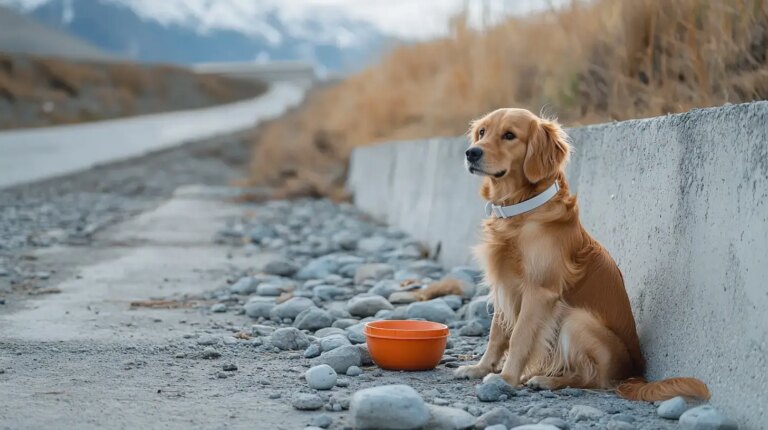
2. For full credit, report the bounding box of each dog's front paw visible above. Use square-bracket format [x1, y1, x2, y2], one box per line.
[525, 375, 557, 390]
[454, 364, 492, 380]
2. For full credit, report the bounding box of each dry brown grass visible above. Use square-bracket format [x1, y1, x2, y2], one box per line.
[248, 0, 768, 198]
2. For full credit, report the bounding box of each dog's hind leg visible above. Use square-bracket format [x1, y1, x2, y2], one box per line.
[527, 308, 632, 390]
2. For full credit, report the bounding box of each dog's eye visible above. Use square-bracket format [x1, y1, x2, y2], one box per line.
[478, 128, 485, 138]
[502, 132, 516, 140]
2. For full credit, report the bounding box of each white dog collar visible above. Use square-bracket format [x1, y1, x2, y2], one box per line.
[485, 182, 560, 218]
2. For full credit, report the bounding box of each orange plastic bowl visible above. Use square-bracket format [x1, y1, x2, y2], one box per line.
[364, 320, 449, 371]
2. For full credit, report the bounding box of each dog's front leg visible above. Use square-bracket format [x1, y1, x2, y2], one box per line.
[497, 287, 558, 386]
[454, 312, 509, 379]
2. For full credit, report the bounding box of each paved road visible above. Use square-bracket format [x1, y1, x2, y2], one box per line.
[0, 82, 305, 189]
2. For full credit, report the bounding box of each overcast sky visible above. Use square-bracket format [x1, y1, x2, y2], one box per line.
[3, 0, 571, 40]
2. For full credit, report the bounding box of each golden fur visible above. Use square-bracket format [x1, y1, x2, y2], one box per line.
[413, 279, 464, 301]
[455, 108, 709, 401]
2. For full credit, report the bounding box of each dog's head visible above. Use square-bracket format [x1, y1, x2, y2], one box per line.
[465, 108, 570, 190]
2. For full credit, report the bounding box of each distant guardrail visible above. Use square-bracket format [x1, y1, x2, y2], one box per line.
[192, 61, 315, 85]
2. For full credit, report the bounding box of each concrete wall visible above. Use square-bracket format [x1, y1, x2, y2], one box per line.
[347, 102, 768, 429]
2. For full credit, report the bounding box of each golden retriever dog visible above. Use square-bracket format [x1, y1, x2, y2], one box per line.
[455, 108, 710, 401]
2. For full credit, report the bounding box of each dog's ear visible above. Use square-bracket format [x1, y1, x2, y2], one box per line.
[523, 118, 570, 183]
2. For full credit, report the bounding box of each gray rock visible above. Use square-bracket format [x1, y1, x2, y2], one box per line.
[210, 303, 227, 313]
[407, 260, 444, 278]
[244, 297, 275, 319]
[263, 259, 299, 277]
[310, 414, 333, 428]
[270, 327, 310, 350]
[439, 295, 463, 310]
[304, 343, 321, 358]
[568, 405, 605, 422]
[357, 344, 373, 366]
[459, 320, 485, 337]
[357, 236, 393, 253]
[297, 257, 339, 280]
[509, 425, 560, 430]
[269, 297, 315, 320]
[388, 291, 418, 304]
[538, 417, 568, 429]
[312, 345, 362, 373]
[475, 375, 517, 402]
[201, 347, 221, 359]
[475, 407, 530, 429]
[345, 322, 367, 344]
[314, 285, 352, 301]
[251, 324, 276, 336]
[346, 366, 363, 376]
[256, 281, 294, 297]
[294, 307, 334, 331]
[292, 393, 324, 411]
[354, 263, 395, 285]
[605, 422, 635, 430]
[425, 404, 476, 430]
[406, 299, 457, 323]
[347, 294, 394, 317]
[315, 327, 347, 337]
[197, 334, 219, 346]
[222, 363, 237, 371]
[305, 364, 338, 390]
[350, 385, 430, 430]
[332, 231, 358, 250]
[319, 334, 351, 352]
[657, 396, 689, 420]
[370, 280, 401, 298]
[230, 276, 258, 294]
[679, 405, 738, 430]
[333, 318, 359, 329]
[466, 295, 492, 321]
[483, 425, 506, 430]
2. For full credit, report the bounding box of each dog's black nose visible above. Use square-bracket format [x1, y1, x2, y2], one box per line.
[465, 147, 483, 162]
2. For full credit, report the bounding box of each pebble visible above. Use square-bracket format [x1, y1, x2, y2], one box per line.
[296, 257, 338, 280]
[229, 276, 258, 294]
[293, 307, 333, 331]
[201, 347, 221, 359]
[345, 322, 367, 344]
[244, 297, 275, 319]
[606, 421, 635, 430]
[388, 291, 418, 304]
[310, 414, 333, 429]
[217, 371, 228, 379]
[510, 425, 560, 430]
[346, 366, 362, 376]
[350, 385, 430, 430]
[311, 345, 362, 373]
[315, 327, 346, 337]
[305, 364, 338, 390]
[354, 263, 395, 284]
[336, 378, 350, 387]
[222, 363, 237, 371]
[484, 425, 507, 430]
[319, 334, 351, 352]
[196, 334, 219, 346]
[292, 393, 324, 411]
[424, 404, 476, 430]
[332, 318, 359, 329]
[346, 294, 394, 317]
[406, 299, 457, 323]
[210, 303, 227, 313]
[304, 343, 322, 358]
[476, 375, 517, 402]
[679, 405, 738, 430]
[269, 297, 315, 320]
[539, 417, 568, 429]
[475, 407, 530, 429]
[269, 327, 310, 350]
[369, 279, 400, 298]
[459, 319, 485, 336]
[263, 259, 299, 277]
[568, 405, 606, 422]
[657, 396, 689, 419]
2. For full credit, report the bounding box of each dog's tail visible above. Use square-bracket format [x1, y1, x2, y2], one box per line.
[616, 376, 710, 402]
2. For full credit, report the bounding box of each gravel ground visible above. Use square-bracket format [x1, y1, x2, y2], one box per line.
[0, 132, 251, 296]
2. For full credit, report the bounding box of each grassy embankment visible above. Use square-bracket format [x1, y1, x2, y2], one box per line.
[247, 0, 768, 200]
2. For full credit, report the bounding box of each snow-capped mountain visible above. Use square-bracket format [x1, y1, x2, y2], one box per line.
[0, 0, 404, 73]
